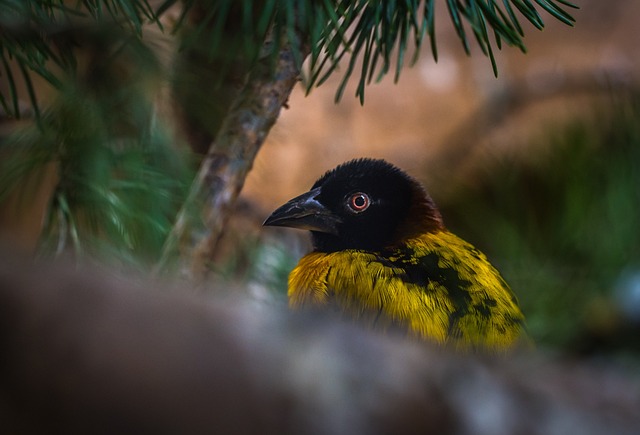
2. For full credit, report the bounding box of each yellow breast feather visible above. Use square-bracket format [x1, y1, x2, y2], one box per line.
[288, 231, 524, 350]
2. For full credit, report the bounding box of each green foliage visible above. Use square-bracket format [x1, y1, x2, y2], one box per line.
[1, 0, 578, 119]
[160, 0, 578, 103]
[304, 0, 578, 103]
[439, 94, 640, 355]
[0, 0, 160, 119]
[0, 27, 194, 267]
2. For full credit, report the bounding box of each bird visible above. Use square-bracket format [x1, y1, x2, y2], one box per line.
[263, 158, 526, 350]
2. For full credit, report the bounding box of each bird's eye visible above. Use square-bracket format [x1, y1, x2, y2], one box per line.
[346, 192, 370, 213]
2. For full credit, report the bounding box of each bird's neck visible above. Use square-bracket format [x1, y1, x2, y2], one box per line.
[393, 184, 444, 242]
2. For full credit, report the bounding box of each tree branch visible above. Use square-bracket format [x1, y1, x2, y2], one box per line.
[156, 33, 307, 282]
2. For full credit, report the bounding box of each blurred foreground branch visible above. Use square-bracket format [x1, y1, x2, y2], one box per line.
[1, 256, 639, 434]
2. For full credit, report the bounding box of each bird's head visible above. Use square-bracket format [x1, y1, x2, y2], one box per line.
[263, 158, 444, 252]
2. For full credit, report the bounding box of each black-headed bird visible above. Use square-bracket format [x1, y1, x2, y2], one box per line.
[264, 158, 525, 350]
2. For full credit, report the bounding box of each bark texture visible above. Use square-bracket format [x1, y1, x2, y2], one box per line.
[160, 34, 307, 282]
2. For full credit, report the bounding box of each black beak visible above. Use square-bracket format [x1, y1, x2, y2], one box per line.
[263, 187, 341, 235]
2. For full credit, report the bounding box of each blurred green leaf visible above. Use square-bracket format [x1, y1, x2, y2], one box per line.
[1, 24, 194, 267]
[0, 0, 578, 117]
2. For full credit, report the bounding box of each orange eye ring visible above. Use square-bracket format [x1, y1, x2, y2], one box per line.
[347, 192, 370, 213]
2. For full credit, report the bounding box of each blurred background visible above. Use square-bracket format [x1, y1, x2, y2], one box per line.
[1, 0, 640, 362]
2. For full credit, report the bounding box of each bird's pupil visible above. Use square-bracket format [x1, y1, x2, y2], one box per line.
[354, 196, 365, 207]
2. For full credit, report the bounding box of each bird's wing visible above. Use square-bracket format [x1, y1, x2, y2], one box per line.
[392, 231, 525, 348]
